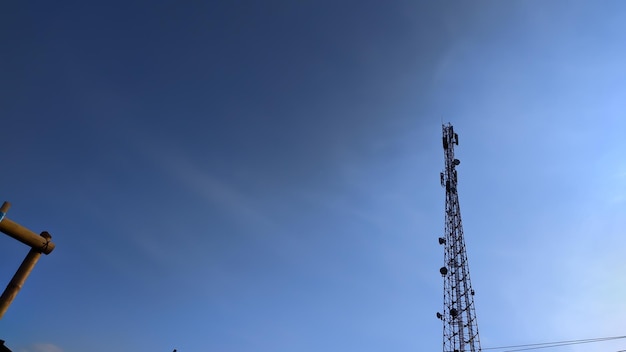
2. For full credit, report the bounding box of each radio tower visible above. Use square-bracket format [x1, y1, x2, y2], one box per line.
[437, 124, 481, 352]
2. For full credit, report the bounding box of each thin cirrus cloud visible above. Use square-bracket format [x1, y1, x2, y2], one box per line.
[19, 344, 63, 352]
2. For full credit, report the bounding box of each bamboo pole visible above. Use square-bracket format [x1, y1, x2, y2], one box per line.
[0, 248, 42, 319]
[0, 201, 56, 319]
[0, 202, 9, 214]
[0, 202, 55, 254]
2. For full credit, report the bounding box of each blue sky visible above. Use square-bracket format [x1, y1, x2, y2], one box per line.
[0, 1, 625, 351]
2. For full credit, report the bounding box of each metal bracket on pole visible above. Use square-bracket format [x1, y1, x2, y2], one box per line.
[0, 201, 56, 320]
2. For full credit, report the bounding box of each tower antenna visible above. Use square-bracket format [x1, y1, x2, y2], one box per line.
[437, 123, 481, 352]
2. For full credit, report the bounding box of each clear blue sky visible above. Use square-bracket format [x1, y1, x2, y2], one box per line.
[1, 1, 625, 351]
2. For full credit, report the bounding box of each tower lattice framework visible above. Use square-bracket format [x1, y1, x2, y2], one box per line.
[438, 123, 481, 352]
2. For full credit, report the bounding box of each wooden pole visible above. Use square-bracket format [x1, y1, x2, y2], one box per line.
[0, 202, 55, 254]
[0, 248, 42, 319]
[0, 201, 56, 319]
[0, 217, 55, 254]
[0, 202, 10, 215]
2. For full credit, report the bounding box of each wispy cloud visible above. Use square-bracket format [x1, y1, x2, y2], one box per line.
[19, 343, 63, 352]
[160, 152, 273, 228]
[127, 127, 276, 232]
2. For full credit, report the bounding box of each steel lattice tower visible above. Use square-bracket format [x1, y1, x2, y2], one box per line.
[437, 124, 481, 352]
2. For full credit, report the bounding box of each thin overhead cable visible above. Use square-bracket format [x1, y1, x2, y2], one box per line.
[483, 335, 625, 349]
[482, 335, 626, 352]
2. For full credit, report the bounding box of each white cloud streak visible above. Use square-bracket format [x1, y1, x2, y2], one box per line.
[158, 152, 273, 229]
[19, 343, 63, 352]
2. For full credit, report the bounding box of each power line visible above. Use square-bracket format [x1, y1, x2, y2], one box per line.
[483, 335, 626, 349]
[501, 339, 622, 352]
[483, 335, 626, 351]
